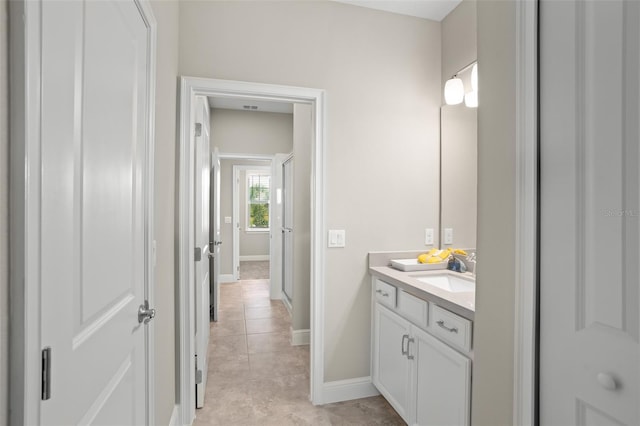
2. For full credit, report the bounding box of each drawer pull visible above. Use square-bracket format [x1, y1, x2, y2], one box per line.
[376, 289, 389, 297]
[436, 320, 458, 333]
[401, 334, 409, 355]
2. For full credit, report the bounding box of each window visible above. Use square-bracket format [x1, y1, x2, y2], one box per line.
[247, 172, 270, 231]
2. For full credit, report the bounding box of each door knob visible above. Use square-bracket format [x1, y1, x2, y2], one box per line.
[207, 252, 214, 259]
[597, 373, 618, 391]
[138, 300, 156, 324]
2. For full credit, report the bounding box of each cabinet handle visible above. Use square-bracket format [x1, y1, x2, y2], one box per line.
[401, 334, 409, 356]
[407, 337, 415, 360]
[376, 289, 389, 297]
[436, 320, 458, 333]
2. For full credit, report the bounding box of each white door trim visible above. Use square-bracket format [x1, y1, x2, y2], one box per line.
[177, 77, 326, 424]
[513, 0, 538, 425]
[8, 1, 157, 424]
[233, 164, 272, 281]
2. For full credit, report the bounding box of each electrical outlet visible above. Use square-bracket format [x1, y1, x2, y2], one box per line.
[425, 228, 434, 245]
[444, 228, 454, 245]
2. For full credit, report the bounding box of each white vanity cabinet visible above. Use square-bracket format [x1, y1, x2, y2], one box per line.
[371, 278, 472, 426]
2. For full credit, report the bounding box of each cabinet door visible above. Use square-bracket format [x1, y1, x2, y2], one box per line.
[412, 327, 471, 426]
[373, 303, 412, 422]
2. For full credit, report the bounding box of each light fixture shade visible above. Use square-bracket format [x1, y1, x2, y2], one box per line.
[471, 63, 478, 92]
[444, 77, 464, 105]
[465, 90, 478, 108]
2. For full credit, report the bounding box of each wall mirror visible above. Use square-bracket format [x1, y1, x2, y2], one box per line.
[440, 104, 477, 250]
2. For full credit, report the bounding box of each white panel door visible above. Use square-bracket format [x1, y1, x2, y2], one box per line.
[540, 1, 640, 424]
[39, 1, 154, 424]
[194, 96, 211, 408]
[210, 148, 221, 321]
[282, 157, 294, 302]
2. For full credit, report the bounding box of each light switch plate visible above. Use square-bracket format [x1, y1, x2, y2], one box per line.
[328, 230, 346, 248]
[425, 228, 434, 245]
[224, 216, 232, 224]
[444, 228, 454, 245]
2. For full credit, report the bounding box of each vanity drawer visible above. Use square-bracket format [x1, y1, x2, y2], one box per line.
[430, 304, 472, 352]
[397, 290, 428, 328]
[374, 279, 397, 308]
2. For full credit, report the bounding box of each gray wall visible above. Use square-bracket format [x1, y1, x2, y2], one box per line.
[292, 104, 312, 332]
[473, 0, 516, 424]
[0, 0, 8, 422]
[211, 109, 293, 155]
[212, 108, 293, 276]
[180, 0, 442, 382]
[149, 1, 179, 423]
[441, 0, 477, 90]
[219, 159, 272, 276]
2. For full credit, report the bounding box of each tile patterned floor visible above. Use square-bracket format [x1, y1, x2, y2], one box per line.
[194, 278, 405, 425]
[239, 261, 270, 280]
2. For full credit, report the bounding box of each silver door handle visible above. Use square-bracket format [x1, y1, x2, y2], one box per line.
[436, 320, 458, 333]
[401, 334, 409, 356]
[207, 252, 214, 259]
[213, 241, 222, 246]
[138, 300, 156, 324]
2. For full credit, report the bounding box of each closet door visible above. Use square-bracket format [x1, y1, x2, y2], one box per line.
[540, 1, 640, 424]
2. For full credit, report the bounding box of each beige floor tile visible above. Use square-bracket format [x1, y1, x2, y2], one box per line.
[245, 304, 288, 320]
[248, 347, 308, 378]
[246, 317, 290, 334]
[207, 353, 251, 382]
[210, 319, 245, 337]
[217, 308, 245, 322]
[198, 277, 404, 426]
[247, 331, 291, 353]
[208, 334, 247, 358]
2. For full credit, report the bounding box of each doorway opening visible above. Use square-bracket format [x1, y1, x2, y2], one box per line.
[177, 77, 325, 425]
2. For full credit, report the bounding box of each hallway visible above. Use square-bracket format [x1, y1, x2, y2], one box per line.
[193, 278, 404, 425]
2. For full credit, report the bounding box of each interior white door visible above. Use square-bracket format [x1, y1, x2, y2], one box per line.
[210, 148, 221, 322]
[194, 96, 211, 408]
[39, 1, 154, 424]
[282, 156, 294, 302]
[540, 1, 640, 424]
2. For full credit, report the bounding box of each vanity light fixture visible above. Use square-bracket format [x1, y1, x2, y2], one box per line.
[444, 61, 478, 107]
[444, 77, 464, 105]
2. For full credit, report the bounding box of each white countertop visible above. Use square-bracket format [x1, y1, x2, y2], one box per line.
[369, 251, 475, 320]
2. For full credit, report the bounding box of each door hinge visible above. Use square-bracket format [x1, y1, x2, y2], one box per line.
[195, 355, 203, 384]
[195, 123, 202, 137]
[42, 347, 51, 401]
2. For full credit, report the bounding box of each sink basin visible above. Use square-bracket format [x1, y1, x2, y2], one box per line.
[414, 274, 475, 293]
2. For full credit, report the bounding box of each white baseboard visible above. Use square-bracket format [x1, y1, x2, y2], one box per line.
[168, 404, 179, 426]
[239, 255, 270, 261]
[281, 295, 293, 316]
[319, 377, 379, 405]
[290, 328, 310, 346]
[219, 274, 236, 283]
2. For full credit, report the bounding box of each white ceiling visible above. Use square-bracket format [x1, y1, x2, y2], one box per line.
[208, 97, 294, 114]
[333, 0, 462, 22]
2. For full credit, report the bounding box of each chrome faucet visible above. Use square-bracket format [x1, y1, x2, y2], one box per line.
[466, 252, 477, 276]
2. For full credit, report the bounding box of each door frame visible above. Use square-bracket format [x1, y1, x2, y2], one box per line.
[8, 1, 157, 424]
[512, 0, 539, 425]
[177, 77, 325, 424]
[232, 164, 273, 281]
